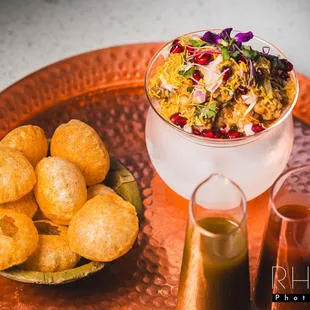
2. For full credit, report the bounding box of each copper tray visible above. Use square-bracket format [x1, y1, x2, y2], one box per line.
[0, 43, 309, 309]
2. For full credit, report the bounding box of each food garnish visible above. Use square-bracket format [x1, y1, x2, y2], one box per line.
[148, 28, 296, 138]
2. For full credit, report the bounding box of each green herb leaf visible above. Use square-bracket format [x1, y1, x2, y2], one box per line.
[221, 47, 230, 60]
[243, 46, 259, 60]
[187, 87, 194, 93]
[204, 103, 217, 118]
[231, 50, 240, 58]
[179, 66, 195, 78]
[242, 49, 251, 59]
[189, 38, 202, 47]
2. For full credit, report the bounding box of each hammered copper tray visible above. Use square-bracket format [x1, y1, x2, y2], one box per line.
[0, 43, 309, 310]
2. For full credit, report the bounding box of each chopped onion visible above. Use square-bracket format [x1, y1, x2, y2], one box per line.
[161, 48, 170, 59]
[160, 77, 175, 91]
[244, 123, 255, 136]
[242, 92, 257, 116]
[197, 55, 224, 92]
[183, 124, 193, 133]
[193, 89, 206, 103]
[181, 63, 194, 72]
[242, 92, 257, 106]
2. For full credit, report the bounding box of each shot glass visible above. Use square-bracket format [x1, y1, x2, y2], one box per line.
[177, 174, 251, 310]
[254, 165, 310, 310]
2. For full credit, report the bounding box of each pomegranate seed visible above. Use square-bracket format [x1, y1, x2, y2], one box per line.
[175, 117, 187, 128]
[193, 53, 212, 65]
[201, 129, 214, 138]
[170, 44, 184, 54]
[279, 71, 289, 81]
[186, 45, 195, 56]
[227, 131, 243, 139]
[170, 113, 180, 123]
[170, 113, 187, 128]
[212, 129, 222, 139]
[236, 86, 248, 95]
[192, 70, 202, 82]
[252, 124, 265, 133]
[193, 128, 201, 136]
[280, 59, 294, 72]
[222, 66, 232, 82]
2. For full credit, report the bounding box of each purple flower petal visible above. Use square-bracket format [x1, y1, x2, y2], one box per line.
[201, 31, 221, 45]
[220, 28, 233, 39]
[234, 31, 254, 43]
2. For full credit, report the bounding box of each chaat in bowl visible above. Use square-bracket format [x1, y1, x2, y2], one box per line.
[145, 28, 298, 141]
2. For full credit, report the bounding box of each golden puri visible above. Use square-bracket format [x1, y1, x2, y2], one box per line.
[34, 157, 87, 225]
[22, 220, 80, 272]
[0, 148, 36, 204]
[0, 125, 48, 168]
[0, 192, 38, 218]
[87, 183, 114, 200]
[68, 193, 139, 262]
[0, 209, 38, 270]
[50, 119, 110, 186]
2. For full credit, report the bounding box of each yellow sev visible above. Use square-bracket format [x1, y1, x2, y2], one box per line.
[148, 40, 296, 130]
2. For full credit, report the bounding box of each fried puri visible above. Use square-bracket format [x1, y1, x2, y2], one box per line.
[34, 157, 87, 225]
[87, 184, 114, 200]
[22, 220, 80, 272]
[0, 148, 36, 204]
[0, 192, 38, 218]
[68, 193, 139, 262]
[0, 209, 38, 270]
[50, 119, 110, 186]
[0, 125, 48, 168]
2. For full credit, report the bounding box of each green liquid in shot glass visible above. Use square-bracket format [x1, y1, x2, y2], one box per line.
[177, 217, 251, 310]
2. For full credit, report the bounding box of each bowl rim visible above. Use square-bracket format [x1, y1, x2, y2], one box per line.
[144, 29, 299, 147]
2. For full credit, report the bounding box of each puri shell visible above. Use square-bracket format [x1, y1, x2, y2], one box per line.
[0, 148, 36, 204]
[0, 209, 39, 270]
[50, 119, 110, 186]
[34, 157, 87, 225]
[0, 192, 38, 218]
[68, 193, 139, 262]
[0, 125, 48, 168]
[22, 220, 80, 272]
[87, 184, 114, 200]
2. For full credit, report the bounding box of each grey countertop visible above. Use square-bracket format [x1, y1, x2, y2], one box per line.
[0, 0, 309, 91]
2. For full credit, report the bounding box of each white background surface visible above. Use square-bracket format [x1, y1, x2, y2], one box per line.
[0, 0, 309, 91]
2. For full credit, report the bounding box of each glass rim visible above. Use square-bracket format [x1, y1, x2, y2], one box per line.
[270, 165, 310, 223]
[144, 28, 299, 147]
[189, 173, 247, 238]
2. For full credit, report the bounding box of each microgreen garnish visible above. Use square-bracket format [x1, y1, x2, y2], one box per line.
[231, 50, 240, 58]
[221, 47, 230, 60]
[179, 67, 195, 78]
[203, 103, 217, 119]
[242, 46, 259, 60]
[189, 38, 204, 47]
